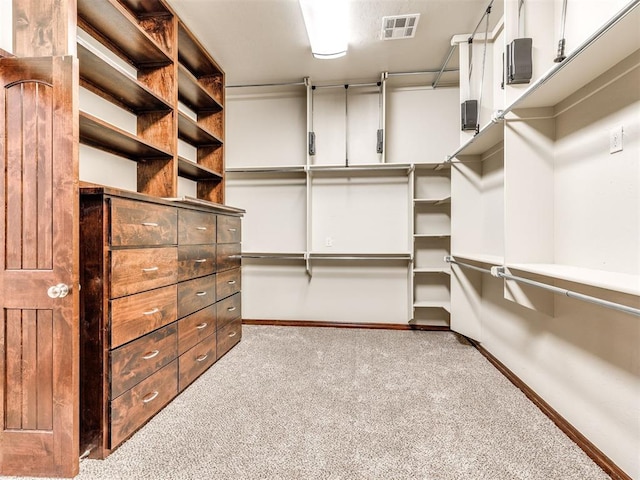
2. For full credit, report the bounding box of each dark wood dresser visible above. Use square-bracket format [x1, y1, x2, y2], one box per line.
[79, 186, 243, 458]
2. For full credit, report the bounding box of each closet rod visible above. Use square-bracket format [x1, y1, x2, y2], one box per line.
[226, 80, 306, 88]
[446, 257, 494, 275]
[240, 254, 306, 259]
[227, 167, 306, 173]
[496, 268, 640, 317]
[432, 46, 458, 88]
[314, 82, 379, 89]
[469, 0, 495, 41]
[310, 256, 412, 261]
[387, 68, 458, 77]
[496, 0, 640, 121]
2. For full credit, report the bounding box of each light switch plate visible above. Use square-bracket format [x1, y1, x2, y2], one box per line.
[610, 125, 623, 154]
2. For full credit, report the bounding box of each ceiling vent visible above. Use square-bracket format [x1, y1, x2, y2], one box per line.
[381, 14, 420, 40]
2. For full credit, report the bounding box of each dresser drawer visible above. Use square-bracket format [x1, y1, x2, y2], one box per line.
[178, 209, 216, 245]
[216, 293, 241, 330]
[177, 274, 216, 318]
[217, 317, 241, 360]
[110, 285, 177, 348]
[217, 215, 241, 243]
[110, 247, 177, 298]
[216, 243, 241, 272]
[216, 268, 240, 301]
[178, 245, 216, 282]
[110, 198, 177, 247]
[110, 360, 178, 448]
[178, 332, 216, 391]
[178, 305, 217, 355]
[110, 324, 178, 399]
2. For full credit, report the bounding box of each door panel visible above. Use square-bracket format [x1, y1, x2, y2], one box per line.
[0, 56, 79, 477]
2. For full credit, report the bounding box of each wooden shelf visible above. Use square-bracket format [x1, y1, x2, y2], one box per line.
[178, 157, 223, 182]
[119, 0, 171, 16]
[178, 64, 223, 113]
[507, 263, 640, 297]
[79, 111, 172, 160]
[78, 38, 172, 114]
[178, 22, 223, 78]
[178, 112, 223, 147]
[77, 0, 172, 68]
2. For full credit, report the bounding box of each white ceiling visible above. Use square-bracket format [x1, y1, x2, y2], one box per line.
[166, 0, 503, 87]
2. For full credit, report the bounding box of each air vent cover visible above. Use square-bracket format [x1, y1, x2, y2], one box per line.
[381, 14, 420, 40]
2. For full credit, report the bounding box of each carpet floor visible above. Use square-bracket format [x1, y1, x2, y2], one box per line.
[6, 326, 610, 479]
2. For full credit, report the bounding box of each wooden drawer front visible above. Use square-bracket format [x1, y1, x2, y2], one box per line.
[177, 274, 216, 318]
[178, 305, 217, 355]
[178, 333, 217, 391]
[217, 215, 241, 243]
[178, 245, 216, 282]
[110, 360, 178, 448]
[110, 248, 177, 298]
[216, 268, 240, 301]
[216, 293, 241, 330]
[178, 209, 216, 245]
[110, 324, 178, 399]
[111, 198, 177, 247]
[216, 243, 241, 272]
[217, 317, 241, 360]
[110, 285, 177, 349]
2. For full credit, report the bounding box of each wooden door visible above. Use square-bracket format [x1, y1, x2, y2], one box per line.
[0, 56, 79, 477]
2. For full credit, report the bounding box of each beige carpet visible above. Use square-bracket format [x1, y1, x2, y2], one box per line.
[7, 326, 609, 479]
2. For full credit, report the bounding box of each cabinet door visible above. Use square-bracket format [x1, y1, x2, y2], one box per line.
[0, 57, 80, 477]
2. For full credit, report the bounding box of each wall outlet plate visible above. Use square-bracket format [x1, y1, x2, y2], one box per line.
[610, 125, 623, 153]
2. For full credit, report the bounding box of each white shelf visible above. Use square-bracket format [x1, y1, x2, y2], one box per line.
[413, 301, 451, 312]
[507, 263, 640, 297]
[452, 253, 504, 266]
[309, 252, 412, 260]
[240, 251, 306, 260]
[414, 234, 451, 239]
[309, 163, 412, 176]
[226, 165, 306, 174]
[414, 196, 451, 205]
[414, 268, 450, 275]
[449, 121, 504, 159]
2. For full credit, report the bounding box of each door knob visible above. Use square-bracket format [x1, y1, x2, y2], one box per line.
[47, 283, 70, 299]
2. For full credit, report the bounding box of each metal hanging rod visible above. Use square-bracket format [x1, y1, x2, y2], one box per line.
[495, 267, 640, 317]
[313, 82, 380, 89]
[432, 46, 458, 88]
[226, 80, 306, 88]
[447, 257, 640, 317]
[310, 255, 412, 261]
[240, 254, 306, 260]
[387, 68, 458, 77]
[446, 257, 494, 274]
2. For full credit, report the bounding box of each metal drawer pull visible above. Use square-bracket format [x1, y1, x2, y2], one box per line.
[143, 308, 159, 315]
[227, 280, 236, 285]
[196, 354, 208, 362]
[228, 228, 237, 232]
[196, 322, 208, 330]
[196, 291, 207, 296]
[195, 258, 207, 263]
[142, 350, 160, 360]
[141, 222, 158, 227]
[142, 266, 159, 272]
[142, 391, 159, 403]
[227, 306, 236, 312]
[196, 226, 207, 231]
[229, 331, 237, 338]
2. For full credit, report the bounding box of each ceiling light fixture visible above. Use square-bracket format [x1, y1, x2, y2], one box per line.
[298, 0, 349, 59]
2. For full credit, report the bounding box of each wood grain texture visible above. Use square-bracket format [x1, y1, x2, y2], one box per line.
[177, 274, 216, 319]
[111, 323, 177, 399]
[178, 208, 216, 245]
[110, 197, 177, 246]
[216, 293, 241, 330]
[110, 360, 178, 448]
[178, 331, 216, 391]
[178, 245, 216, 281]
[110, 247, 177, 298]
[216, 317, 241, 360]
[216, 215, 241, 244]
[216, 243, 240, 272]
[12, 0, 76, 56]
[216, 268, 240, 301]
[177, 304, 217, 356]
[110, 284, 177, 348]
